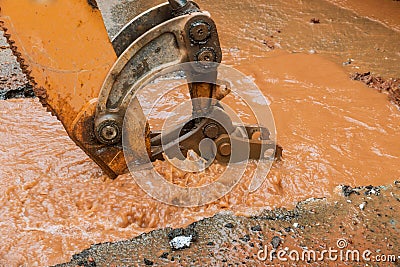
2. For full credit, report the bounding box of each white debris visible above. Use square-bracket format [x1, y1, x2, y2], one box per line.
[293, 223, 299, 228]
[169, 235, 192, 250]
[359, 202, 367, 211]
[166, 150, 207, 172]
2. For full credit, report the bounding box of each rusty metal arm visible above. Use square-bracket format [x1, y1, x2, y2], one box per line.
[71, 1, 222, 178]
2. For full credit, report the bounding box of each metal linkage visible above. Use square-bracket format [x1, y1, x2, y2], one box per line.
[94, 2, 222, 147]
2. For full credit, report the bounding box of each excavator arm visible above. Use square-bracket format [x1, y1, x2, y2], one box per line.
[0, 0, 280, 179]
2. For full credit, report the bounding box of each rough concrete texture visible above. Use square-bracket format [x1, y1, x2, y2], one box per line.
[0, 31, 33, 99]
[55, 183, 400, 266]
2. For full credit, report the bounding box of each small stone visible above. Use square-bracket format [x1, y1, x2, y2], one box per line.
[271, 236, 282, 249]
[168, 226, 198, 241]
[370, 189, 376, 194]
[240, 234, 251, 242]
[251, 225, 261, 231]
[310, 18, 320, 24]
[224, 223, 234, 228]
[206, 241, 214, 246]
[343, 59, 353, 66]
[158, 251, 169, 259]
[144, 258, 153, 266]
[170, 235, 193, 250]
[341, 185, 360, 197]
[364, 185, 380, 196]
[293, 223, 299, 228]
[359, 201, 367, 210]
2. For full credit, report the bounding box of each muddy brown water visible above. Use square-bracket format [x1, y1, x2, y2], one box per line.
[1, 0, 400, 266]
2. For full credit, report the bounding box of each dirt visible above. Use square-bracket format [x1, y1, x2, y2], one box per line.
[56, 182, 400, 266]
[351, 72, 400, 107]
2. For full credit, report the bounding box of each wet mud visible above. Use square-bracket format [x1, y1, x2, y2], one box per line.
[57, 182, 400, 266]
[327, 0, 400, 32]
[202, 0, 400, 78]
[0, 0, 400, 266]
[351, 72, 400, 107]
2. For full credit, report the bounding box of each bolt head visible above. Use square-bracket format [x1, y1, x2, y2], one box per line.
[101, 125, 118, 141]
[190, 21, 211, 42]
[203, 123, 219, 139]
[196, 48, 216, 62]
[218, 142, 231, 156]
[96, 120, 121, 145]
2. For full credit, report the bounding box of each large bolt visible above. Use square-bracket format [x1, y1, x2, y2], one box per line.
[101, 125, 118, 141]
[203, 123, 219, 139]
[196, 47, 216, 62]
[96, 120, 121, 145]
[218, 142, 231, 156]
[190, 21, 211, 43]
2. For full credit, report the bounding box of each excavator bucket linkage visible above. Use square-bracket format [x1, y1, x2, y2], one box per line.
[0, 0, 281, 178]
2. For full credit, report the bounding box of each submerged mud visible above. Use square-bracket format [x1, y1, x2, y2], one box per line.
[0, 0, 400, 266]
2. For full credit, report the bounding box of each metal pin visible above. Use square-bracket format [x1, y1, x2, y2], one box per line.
[168, 0, 188, 9]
